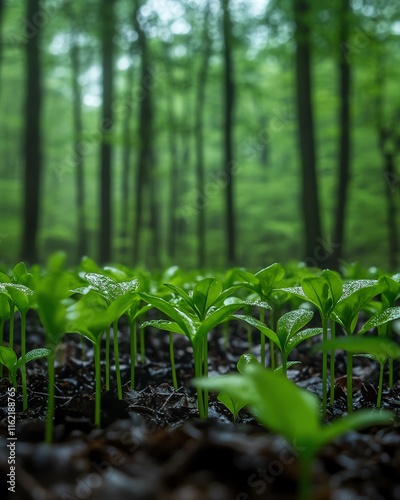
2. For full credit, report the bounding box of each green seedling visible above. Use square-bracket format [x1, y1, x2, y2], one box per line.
[331, 279, 385, 411]
[36, 271, 71, 443]
[73, 272, 139, 399]
[5, 283, 34, 410]
[0, 295, 10, 378]
[0, 346, 51, 391]
[67, 288, 139, 427]
[141, 277, 258, 418]
[280, 270, 343, 414]
[194, 363, 393, 500]
[234, 263, 286, 367]
[319, 307, 400, 409]
[233, 309, 322, 377]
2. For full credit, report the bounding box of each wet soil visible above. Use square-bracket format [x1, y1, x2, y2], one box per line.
[1, 313, 400, 499]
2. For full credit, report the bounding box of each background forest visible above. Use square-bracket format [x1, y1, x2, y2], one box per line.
[0, 0, 399, 271]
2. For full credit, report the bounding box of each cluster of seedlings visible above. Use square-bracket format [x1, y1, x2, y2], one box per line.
[1, 255, 400, 499]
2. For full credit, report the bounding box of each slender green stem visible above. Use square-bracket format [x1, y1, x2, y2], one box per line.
[245, 305, 252, 349]
[0, 318, 5, 378]
[105, 329, 110, 390]
[94, 341, 102, 427]
[194, 346, 205, 418]
[9, 302, 15, 349]
[377, 361, 384, 408]
[130, 319, 137, 389]
[387, 324, 394, 388]
[113, 319, 123, 400]
[203, 335, 209, 417]
[321, 316, 328, 416]
[269, 308, 276, 370]
[298, 453, 313, 500]
[169, 332, 178, 389]
[260, 309, 266, 366]
[329, 319, 336, 406]
[45, 348, 55, 444]
[21, 312, 28, 411]
[140, 327, 145, 364]
[282, 352, 287, 378]
[346, 350, 353, 413]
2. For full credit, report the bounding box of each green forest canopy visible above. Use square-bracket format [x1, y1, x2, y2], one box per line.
[0, 0, 399, 271]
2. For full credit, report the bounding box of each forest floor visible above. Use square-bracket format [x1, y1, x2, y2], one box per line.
[1, 314, 400, 500]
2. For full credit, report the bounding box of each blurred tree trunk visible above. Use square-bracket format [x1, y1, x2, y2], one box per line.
[99, 0, 115, 264]
[195, 2, 212, 268]
[222, 0, 236, 266]
[21, 0, 42, 263]
[294, 0, 322, 262]
[331, 0, 351, 269]
[120, 46, 135, 262]
[70, 41, 87, 258]
[133, 0, 157, 265]
[164, 44, 179, 261]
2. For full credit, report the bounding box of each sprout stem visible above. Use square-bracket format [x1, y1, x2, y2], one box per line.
[260, 309, 266, 366]
[94, 341, 101, 427]
[377, 361, 384, 408]
[329, 319, 336, 406]
[140, 326, 145, 364]
[321, 317, 328, 416]
[21, 312, 28, 411]
[113, 319, 123, 400]
[105, 329, 110, 390]
[45, 349, 55, 444]
[346, 350, 353, 413]
[9, 303, 15, 349]
[169, 332, 178, 389]
[130, 319, 137, 389]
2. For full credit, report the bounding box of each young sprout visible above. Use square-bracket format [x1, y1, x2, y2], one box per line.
[0, 295, 10, 378]
[73, 272, 139, 400]
[195, 363, 393, 500]
[140, 277, 258, 418]
[67, 288, 139, 427]
[280, 270, 343, 414]
[234, 263, 286, 368]
[233, 309, 322, 377]
[0, 346, 51, 392]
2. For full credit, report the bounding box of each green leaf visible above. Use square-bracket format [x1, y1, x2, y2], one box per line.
[318, 410, 393, 450]
[301, 277, 328, 314]
[237, 353, 260, 374]
[255, 263, 285, 297]
[285, 328, 323, 355]
[277, 309, 314, 347]
[0, 346, 17, 371]
[358, 307, 400, 335]
[12, 262, 28, 283]
[15, 348, 52, 370]
[195, 304, 244, 344]
[217, 392, 247, 419]
[317, 336, 400, 360]
[193, 278, 223, 318]
[232, 314, 280, 346]
[278, 286, 307, 301]
[139, 292, 196, 340]
[5, 284, 33, 314]
[163, 283, 193, 309]
[141, 319, 186, 336]
[274, 361, 301, 374]
[83, 273, 120, 300]
[321, 269, 343, 306]
[36, 272, 70, 344]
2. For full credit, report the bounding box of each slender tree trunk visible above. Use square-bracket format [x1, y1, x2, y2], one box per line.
[70, 42, 87, 258]
[222, 0, 236, 266]
[331, 0, 351, 268]
[133, 0, 155, 265]
[383, 151, 398, 269]
[195, 2, 212, 268]
[164, 45, 179, 261]
[120, 47, 135, 262]
[294, 0, 322, 261]
[99, 0, 115, 264]
[21, 0, 42, 263]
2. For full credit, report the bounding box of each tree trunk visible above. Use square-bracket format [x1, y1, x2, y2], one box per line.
[70, 42, 87, 258]
[222, 0, 236, 266]
[331, 0, 351, 269]
[132, 0, 155, 265]
[21, 0, 42, 263]
[294, 0, 322, 262]
[120, 46, 135, 262]
[99, 0, 115, 264]
[195, 2, 212, 268]
[164, 44, 179, 261]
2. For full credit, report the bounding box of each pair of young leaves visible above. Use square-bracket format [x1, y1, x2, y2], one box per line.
[140, 277, 270, 347]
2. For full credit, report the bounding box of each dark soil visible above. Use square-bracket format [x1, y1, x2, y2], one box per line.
[1, 313, 400, 500]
